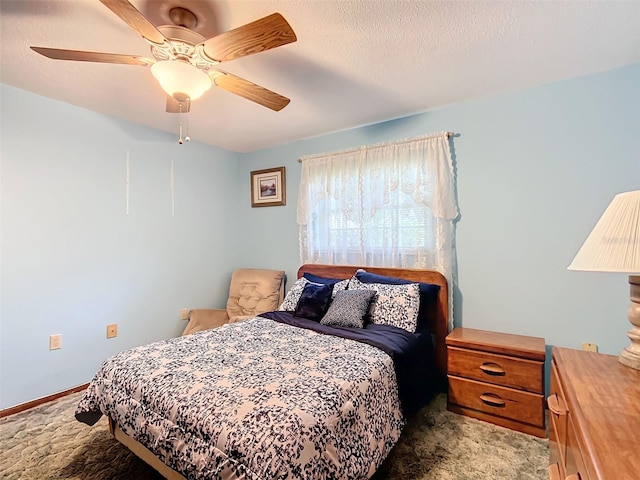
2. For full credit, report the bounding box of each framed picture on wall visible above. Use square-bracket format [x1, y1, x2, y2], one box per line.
[251, 166, 286, 207]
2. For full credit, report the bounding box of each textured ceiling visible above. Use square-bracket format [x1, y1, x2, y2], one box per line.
[1, 0, 638, 152]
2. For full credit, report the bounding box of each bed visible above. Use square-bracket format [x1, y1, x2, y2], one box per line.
[75, 264, 449, 480]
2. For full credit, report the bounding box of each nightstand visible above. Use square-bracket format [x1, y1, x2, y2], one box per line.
[446, 327, 546, 437]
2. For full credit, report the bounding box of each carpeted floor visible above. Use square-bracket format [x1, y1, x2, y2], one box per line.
[0, 392, 548, 479]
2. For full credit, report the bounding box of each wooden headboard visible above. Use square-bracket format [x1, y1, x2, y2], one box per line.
[297, 264, 449, 387]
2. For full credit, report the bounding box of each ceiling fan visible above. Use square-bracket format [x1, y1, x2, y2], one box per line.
[31, 0, 297, 113]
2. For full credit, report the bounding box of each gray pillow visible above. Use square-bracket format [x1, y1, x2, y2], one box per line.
[320, 289, 376, 328]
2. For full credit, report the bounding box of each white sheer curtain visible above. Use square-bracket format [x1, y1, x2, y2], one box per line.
[297, 132, 458, 282]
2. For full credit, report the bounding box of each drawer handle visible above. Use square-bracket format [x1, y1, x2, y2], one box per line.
[479, 362, 506, 376]
[548, 463, 561, 480]
[547, 394, 567, 416]
[479, 393, 506, 408]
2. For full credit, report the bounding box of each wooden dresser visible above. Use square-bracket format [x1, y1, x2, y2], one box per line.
[446, 327, 546, 437]
[548, 347, 639, 480]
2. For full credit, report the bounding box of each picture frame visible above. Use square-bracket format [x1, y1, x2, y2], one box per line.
[250, 166, 286, 207]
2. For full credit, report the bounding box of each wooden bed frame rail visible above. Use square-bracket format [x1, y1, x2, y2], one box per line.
[109, 418, 187, 480]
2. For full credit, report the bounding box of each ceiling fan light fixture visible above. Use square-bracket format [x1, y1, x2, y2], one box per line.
[151, 60, 211, 100]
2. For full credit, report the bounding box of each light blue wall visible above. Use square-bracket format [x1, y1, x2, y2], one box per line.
[238, 64, 639, 360]
[2, 65, 638, 409]
[0, 85, 242, 409]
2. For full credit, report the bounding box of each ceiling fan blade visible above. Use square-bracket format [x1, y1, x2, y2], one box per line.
[212, 71, 290, 111]
[31, 46, 152, 65]
[201, 13, 297, 63]
[166, 95, 191, 113]
[99, 0, 172, 48]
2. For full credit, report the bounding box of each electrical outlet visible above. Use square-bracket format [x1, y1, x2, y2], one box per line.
[49, 334, 62, 350]
[582, 342, 598, 352]
[180, 308, 189, 320]
[107, 323, 118, 339]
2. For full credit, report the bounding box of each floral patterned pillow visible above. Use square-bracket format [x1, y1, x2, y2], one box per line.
[330, 279, 350, 297]
[320, 289, 376, 329]
[278, 277, 312, 311]
[349, 277, 421, 332]
[279, 277, 350, 312]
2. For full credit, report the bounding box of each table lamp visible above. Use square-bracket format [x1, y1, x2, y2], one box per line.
[568, 190, 640, 370]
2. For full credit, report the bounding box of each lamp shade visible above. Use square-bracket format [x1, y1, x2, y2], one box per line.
[568, 190, 640, 273]
[151, 60, 211, 100]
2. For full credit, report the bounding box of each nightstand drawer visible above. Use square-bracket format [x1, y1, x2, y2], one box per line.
[448, 346, 543, 393]
[448, 376, 545, 427]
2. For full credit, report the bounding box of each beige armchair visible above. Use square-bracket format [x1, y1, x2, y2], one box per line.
[182, 268, 285, 336]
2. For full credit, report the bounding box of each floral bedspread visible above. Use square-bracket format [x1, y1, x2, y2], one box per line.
[76, 317, 405, 480]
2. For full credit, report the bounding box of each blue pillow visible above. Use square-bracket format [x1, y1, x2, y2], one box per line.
[303, 272, 346, 285]
[294, 282, 333, 322]
[303, 272, 349, 298]
[354, 270, 441, 332]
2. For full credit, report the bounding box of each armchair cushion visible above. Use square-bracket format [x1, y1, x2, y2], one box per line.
[182, 309, 229, 336]
[182, 268, 285, 336]
[228, 315, 257, 324]
[226, 268, 286, 318]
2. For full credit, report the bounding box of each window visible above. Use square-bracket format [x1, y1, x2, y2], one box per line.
[298, 133, 458, 273]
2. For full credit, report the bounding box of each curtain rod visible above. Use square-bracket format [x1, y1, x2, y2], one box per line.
[297, 131, 455, 163]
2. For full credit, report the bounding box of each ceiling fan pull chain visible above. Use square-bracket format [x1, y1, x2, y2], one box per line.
[178, 103, 184, 144]
[185, 112, 191, 142]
